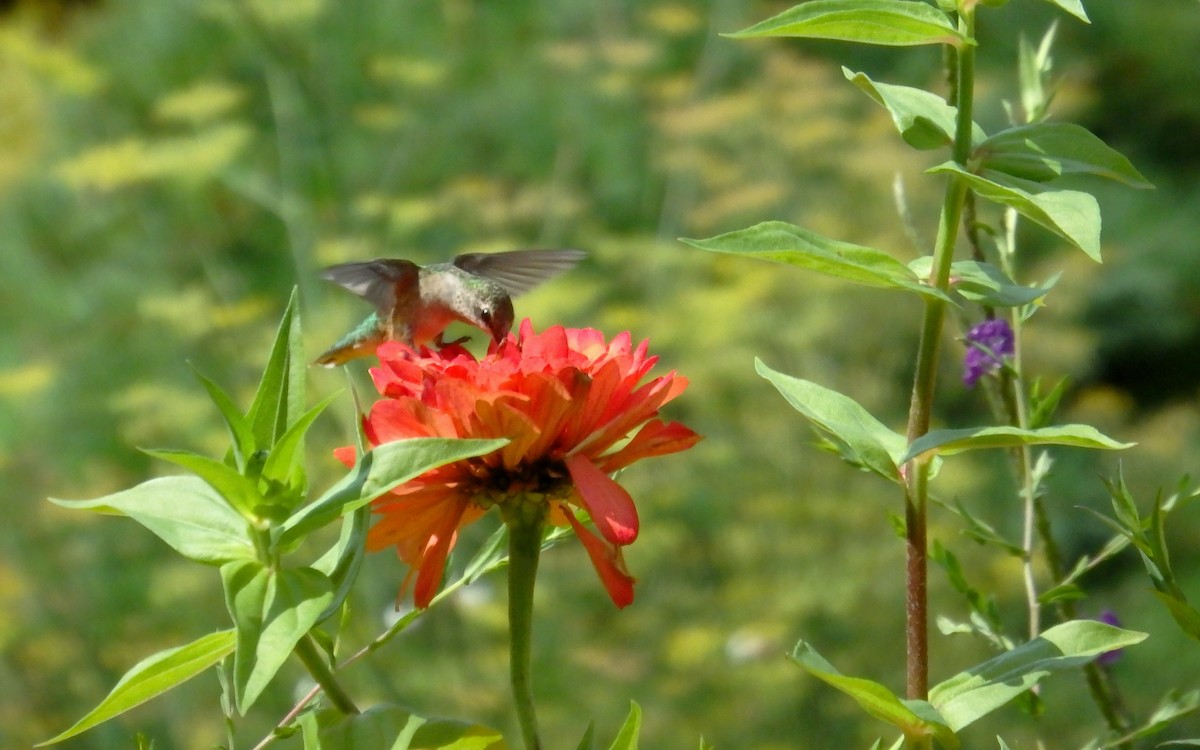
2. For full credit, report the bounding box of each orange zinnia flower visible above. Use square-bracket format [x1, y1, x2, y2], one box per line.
[335, 320, 700, 609]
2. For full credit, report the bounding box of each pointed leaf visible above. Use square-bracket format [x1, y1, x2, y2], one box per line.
[50, 476, 255, 563]
[608, 702, 642, 750]
[280, 438, 507, 546]
[727, 0, 969, 48]
[682, 221, 951, 302]
[909, 258, 1053, 307]
[791, 641, 958, 748]
[1037, 0, 1089, 23]
[928, 162, 1102, 261]
[930, 620, 1146, 731]
[978, 123, 1151, 188]
[904, 424, 1133, 463]
[312, 504, 370, 624]
[191, 365, 255, 471]
[247, 288, 305, 449]
[757, 359, 905, 483]
[1152, 591, 1200, 642]
[36, 630, 236, 746]
[311, 705, 504, 749]
[575, 722, 597, 750]
[243, 566, 334, 712]
[141, 448, 266, 520]
[844, 68, 986, 149]
[261, 391, 341, 496]
[221, 560, 269, 713]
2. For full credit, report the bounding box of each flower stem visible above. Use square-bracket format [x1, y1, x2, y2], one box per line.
[903, 10, 976, 718]
[506, 509, 546, 750]
[293, 634, 360, 716]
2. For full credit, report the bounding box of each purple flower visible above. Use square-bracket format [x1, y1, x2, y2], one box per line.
[963, 318, 1015, 388]
[1096, 610, 1123, 667]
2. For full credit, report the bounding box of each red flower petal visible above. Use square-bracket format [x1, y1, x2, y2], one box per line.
[596, 419, 702, 473]
[565, 453, 638, 545]
[563, 506, 635, 609]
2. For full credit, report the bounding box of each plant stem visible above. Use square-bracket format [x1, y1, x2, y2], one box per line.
[506, 509, 545, 750]
[903, 11, 977, 712]
[293, 634, 360, 716]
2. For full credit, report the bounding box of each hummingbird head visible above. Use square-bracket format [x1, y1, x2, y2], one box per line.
[477, 294, 515, 344]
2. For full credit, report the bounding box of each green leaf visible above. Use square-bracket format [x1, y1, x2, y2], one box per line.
[280, 437, 507, 547]
[247, 288, 305, 449]
[462, 524, 509, 584]
[191, 365, 256, 472]
[50, 476, 255, 564]
[756, 359, 905, 483]
[312, 504, 370, 625]
[844, 68, 986, 150]
[221, 562, 335, 712]
[1105, 689, 1200, 746]
[791, 640, 958, 748]
[682, 221, 951, 302]
[36, 630, 236, 746]
[978, 123, 1151, 188]
[260, 391, 341, 498]
[727, 0, 969, 48]
[930, 620, 1146, 732]
[575, 722, 597, 750]
[928, 162, 1102, 261]
[142, 448, 266, 520]
[909, 258, 1053, 307]
[1036, 0, 1089, 23]
[608, 702, 642, 750]
[903, 424, 1133, 464]
[310, 705, 504, 749]
[1152, 591, 1200, 642]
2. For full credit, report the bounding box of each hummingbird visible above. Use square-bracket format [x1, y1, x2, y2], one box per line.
[315, 248, 585, 366]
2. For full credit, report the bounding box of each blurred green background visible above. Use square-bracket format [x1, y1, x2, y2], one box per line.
[3, 0, 1199, 747]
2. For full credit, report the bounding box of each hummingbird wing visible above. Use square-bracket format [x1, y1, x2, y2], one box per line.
[320, 259, 420, 314]
[452, 248, 585, 296]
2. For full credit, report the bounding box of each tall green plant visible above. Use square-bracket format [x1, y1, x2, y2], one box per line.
[683, 1, 1181, 747]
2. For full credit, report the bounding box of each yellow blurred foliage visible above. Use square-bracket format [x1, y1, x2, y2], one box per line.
[137, 288, 271, 339]
[0, 360, 56, 398]
[367, 55, 447, 88]
[56, 123, 251, 191]
[0, 25, 100, 95]
[154, 80, 246, 124]
[201, 0, 326, 27]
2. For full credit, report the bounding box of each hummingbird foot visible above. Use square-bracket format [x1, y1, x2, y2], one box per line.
[434, 333, 472, 348]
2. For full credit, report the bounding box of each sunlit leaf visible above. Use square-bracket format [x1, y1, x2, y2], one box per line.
[36, 630, 236, 746]
[246, 288, 305, 450]
[221, 562, 334, 713]
[977, 123, 1151, 188]
[50, 476, 255, 564]
[682, 221, 951, 302]
[909, 258, 1052, 307]
[306, 705, 504, 749]
[927, 162, 1101, 261]
[844, 68, 986, 149]
[191, 365, 255, 471]
[756, 359, 905, 483]
[280, 438, 507, 546]
[1036, 0, 1089, 23]
[727, 0, 969, 48]
[791, 640, 958, 748]
[312, 504, 370, 625]
[141, 448, 265, 520]
[903, 425, 1133, 463]
[261, 391, 341, 498]
[609, 702, 642, 750]
[930, 620, 1146, 732]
